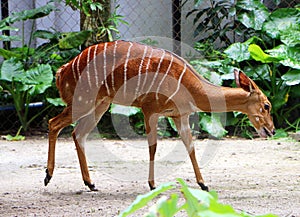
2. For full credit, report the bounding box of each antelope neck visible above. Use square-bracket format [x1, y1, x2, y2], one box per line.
[190, 78, 249, 113]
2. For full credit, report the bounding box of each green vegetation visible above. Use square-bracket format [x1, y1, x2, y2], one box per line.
[190, 1, 300, 137]
[119, 179, 278, 217]
[0, 0, 299, 139]
[0, 2, 88, 137]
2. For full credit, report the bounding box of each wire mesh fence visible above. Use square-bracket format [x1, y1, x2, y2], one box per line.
[0, 0, 298, 135]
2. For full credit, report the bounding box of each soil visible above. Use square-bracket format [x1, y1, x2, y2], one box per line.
[0, 137, 299, 217]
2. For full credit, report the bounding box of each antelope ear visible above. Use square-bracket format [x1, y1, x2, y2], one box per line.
[234, 69, 255, 93]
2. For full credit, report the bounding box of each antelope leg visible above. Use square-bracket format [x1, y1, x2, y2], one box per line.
[173, 116, 209, 191]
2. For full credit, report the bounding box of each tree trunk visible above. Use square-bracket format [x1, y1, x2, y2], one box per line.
[80, 0, 111, 48]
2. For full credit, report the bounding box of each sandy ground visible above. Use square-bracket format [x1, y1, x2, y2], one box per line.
[0, 137, 299, 217]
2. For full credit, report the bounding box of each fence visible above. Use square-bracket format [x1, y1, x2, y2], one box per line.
[0, 0, 298, 134]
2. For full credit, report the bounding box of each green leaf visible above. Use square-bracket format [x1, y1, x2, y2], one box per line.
[3, 134, 25, 141]
[248, 44, 279, 63]
[280, 28, 300, 46]
[262, 8, 300, 39]
[236, 0, 269, 30]
[46, 98, 66, 107]
[0, 3, 55, 26]
[110, 104, 141, 116]
[58, 31, 92, 49]
[177, 178, 205, 215]
[224, 42, 250, 62]
[153, 194, 180, 217]
[0, 35, 21, 42]
[200, 113, 227, 138]
[0, 48, 21, 59]
[282, 70, 300, 86]
[167, 117, 177, 132]
[0, 59, 24, 82]
[237, 10, 268, 30]
[15, 64, 53, 95]
[33, 30, 56, 40]
[236, 0, 268, 11]
[119, 182, 175, 217]
[271, 128, 288, 139]
[266, 45, 300, 69]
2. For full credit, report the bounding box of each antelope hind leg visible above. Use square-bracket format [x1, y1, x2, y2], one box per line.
[72, 100, 111, 191]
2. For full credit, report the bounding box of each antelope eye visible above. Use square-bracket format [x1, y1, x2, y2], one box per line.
[264, 104, 270, 111]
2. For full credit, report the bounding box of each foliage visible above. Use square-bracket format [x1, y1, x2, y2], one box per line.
[119, 178, 278, 217]
[187, 0, 236, 50]
[191, 2, 300, 135]
[66, 0, 128, 43]
[0, 2, 89, 136]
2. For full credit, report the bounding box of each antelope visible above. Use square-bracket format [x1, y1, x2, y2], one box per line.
[44, 40, 275, 191]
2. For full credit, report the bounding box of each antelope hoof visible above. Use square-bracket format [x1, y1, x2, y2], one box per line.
[84, 181, 98, 191]
[198, 182, 209, 192]
[148, 181, 156, 191]
[44, 169, 52, 186]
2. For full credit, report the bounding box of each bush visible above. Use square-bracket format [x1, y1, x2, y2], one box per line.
[119, 178, 278, 217]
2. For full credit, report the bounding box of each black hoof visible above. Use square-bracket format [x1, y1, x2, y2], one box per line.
[84, 181, 98, 191]
[44, 169, 52, 186]
[148, 182, 156, 191]
[198, 182, 209, 192]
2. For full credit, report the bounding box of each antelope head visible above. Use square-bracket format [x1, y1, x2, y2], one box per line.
[235, 69, 275, 138]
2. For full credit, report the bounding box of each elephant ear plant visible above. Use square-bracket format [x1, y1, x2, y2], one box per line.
[0, 2, 90, 140]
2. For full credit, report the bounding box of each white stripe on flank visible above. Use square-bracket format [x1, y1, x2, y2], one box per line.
[145, 49, 165, 95]
[86, 46, 92, 88]
[72, 55, 79, 82]
[111, 40, 118, 92]
[135, 45, 148, 99]
[141, 47, 154, 92]
[77, 52, 83, 79]
[156, 53, 174, 100]
[123, 42, 133, 97]
[93, 44, 99, 88]
[103, 43, 110, 95]
[166, 63, 187, 103]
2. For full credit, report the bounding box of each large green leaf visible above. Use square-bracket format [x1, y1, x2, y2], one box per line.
[248, 44, 279, 63]
[282, 70, 300, 86]
[0, 3, 55, 27]
[14, 64, 53, 95]
[237, 10, 269, 30]
[0, 59, 24, 82]
[58, 31, 92, 49]
[236, 0, 269, 30]
[266, 45, 300, 69]
[236, 0, 268, 11]
[262, 8, 300, 39]
[224, 42, 250, 62]
[280, 27, 300, 47]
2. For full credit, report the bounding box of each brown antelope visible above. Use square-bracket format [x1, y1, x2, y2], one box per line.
[44, 40, 275, 191]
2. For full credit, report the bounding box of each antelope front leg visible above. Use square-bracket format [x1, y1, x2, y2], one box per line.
[144, 112, 159, 190]
[173, 116, 209, 191]
[45, 106, 73, 187]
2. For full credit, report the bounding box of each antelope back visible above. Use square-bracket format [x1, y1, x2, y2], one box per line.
[55, 40, 201, 116]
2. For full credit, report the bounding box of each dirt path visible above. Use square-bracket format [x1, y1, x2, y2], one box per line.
[0, 138, 299, 216]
